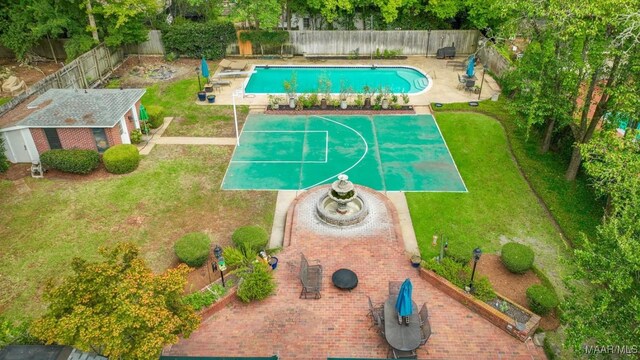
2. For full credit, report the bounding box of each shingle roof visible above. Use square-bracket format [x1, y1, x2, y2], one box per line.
[14, 88, 146, 128]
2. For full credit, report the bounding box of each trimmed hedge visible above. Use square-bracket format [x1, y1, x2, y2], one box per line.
[174, 232, 212, 267]
[162, 20, 236, 59]
[526, 284, 558, 315]
[232, 226, 269, 252]
[501, 242, 535, 274]
[40, 149, 100, 174]
[145, 105, 164, 129]
[103, 144, 140, 174]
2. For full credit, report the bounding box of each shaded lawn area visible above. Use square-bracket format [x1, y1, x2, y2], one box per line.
[0, 145, 276, 322]
[141, 78, 249, 137]
[432, 100, 603, 247]
[407, 112, 572, 294]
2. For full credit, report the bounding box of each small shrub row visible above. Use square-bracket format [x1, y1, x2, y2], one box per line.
[40, 149, 100, 174]
[501, 242, 535, 274]
[424, 257, 496, 302]
[174, 232, 211, 267]
[103, 144, 140, 174]
[182, 284, 226, 311]
[526, 284, 559, 315]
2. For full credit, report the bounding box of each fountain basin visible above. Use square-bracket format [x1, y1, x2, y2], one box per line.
[316, 194, 369, 226]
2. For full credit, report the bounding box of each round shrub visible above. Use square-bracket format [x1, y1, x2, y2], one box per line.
[145, 105, 165, 129]
[501, 242, 535, 274]
[174, 232, 211, 267]
[103, 144, 140, 174]
[40, 149, 100, 174]
[232, 226, 269, 252]
[526, 284, 559, 315]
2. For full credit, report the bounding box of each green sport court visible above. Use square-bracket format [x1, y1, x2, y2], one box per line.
[221, 114, 467, 192]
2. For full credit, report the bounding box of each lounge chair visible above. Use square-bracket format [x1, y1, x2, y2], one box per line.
[219, 59, 248, 72]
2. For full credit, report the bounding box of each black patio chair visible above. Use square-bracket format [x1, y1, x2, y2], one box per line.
[299, 253, 322, 299]
[418, 303, 429, 326]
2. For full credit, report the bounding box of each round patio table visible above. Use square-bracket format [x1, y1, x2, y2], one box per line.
[332, 269, 358, 290]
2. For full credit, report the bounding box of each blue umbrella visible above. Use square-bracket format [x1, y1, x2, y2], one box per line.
[395, 278, 413, 318]
[466, 55, 476, 78]
[201, 56, 210, 79]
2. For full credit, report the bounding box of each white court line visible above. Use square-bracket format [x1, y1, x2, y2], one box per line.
[230, 130, 329, 164]
[429, 114, 469, 193]
[303, 115, 369, 189]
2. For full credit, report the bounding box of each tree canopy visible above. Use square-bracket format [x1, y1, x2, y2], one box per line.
[30, 243, 199, 360]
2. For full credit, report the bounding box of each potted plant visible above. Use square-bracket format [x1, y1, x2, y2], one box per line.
[362, 85, 372, 109]
[410, 255, 422, 268]
[268, 95, 281, 110]
[401, 92, 410, 106]
[197, 91, 207, 101]
[339, 81, 351, 110]
[318, 74, 331, 110]
[380, 86, 391, 110]
[354, 94, 364, 109]
[283, 72, 298, 109]
[207, 94, 216, 103]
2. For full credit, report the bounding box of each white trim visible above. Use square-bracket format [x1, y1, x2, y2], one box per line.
[119, 116, 131, 144]
[243, 64, 433, 96]
[130, 104, 140, 129]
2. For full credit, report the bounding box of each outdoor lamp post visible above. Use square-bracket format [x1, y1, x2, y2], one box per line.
[195, 66, 202, 92]
[468, 247, 482, 293]
[478, 64, 488, 100]
[212, 245, 226, 287]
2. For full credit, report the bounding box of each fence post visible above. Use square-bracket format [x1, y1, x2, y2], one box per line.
[92, 47, 102, 84]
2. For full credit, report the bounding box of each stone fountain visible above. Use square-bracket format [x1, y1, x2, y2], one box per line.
[316, 174, 369, 226]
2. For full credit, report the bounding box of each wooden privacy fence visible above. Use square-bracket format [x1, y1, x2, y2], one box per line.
[0, 44, 124, 116]
[286, 30, 480, 56]
[123, 30, 165, 55]
[476, 42, 512, 77]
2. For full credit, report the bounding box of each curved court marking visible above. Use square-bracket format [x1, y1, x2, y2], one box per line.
[302, 115, 369, 190]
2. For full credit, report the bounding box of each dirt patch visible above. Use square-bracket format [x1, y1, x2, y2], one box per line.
[0, 59, 63, 88]
[112, 57, 211, 88]
[477, 254, 560, 330]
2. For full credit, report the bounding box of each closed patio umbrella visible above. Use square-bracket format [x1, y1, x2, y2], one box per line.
[395, 278, 413, 320]
[466, 55, 476, 78]
[139, 104, 149, 134]
[201, 56, 210, 79]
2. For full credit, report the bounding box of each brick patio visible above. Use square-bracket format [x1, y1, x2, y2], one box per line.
[164, 188, 545, 359]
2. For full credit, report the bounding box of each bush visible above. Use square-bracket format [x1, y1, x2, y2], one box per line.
[129, 129, 142, 144]
[40, 149, 100, 174]
[182, 284, 226, 311]
[501, 243, 535, 274]
[232, 226, 269, 252]
[446, 244, 472, 264]
[162, 20, 237, 59]
[237, 262, 275, 302]
[526, 284, 559, 315]
[0, 136, 10, 173]
[145, 105, 164, 129]
[174, 232, 212, 267]
[102, 145, 140, 174]
[424, 257, 496, 302]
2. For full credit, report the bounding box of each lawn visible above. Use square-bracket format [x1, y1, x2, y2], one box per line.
[432, 100, 603, 247]
[141, 78, 249, 137]
[0, 145, 276, 322]
[407, 112, 573, 294]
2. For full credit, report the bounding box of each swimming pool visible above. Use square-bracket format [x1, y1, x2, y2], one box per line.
[244, 65, 431, 95]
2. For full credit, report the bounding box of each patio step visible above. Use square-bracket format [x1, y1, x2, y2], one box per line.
[414, 78, 428, 90]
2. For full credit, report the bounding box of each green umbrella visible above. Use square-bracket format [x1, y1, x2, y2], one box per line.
[139, 104, 150, 135]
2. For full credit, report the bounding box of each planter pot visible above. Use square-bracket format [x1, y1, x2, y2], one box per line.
[364, 97, 371, 109]
[381, 98, 390, 109]
[410, 255, 422, 268]
[271, 103, 279, 110]
[340, 100, 348, 109]
[268, 256, 278, 270]
[289, 98, 296, 109]
[320, 98, 328, 109]
[197, 91, 207, 101]
[207, 95, 216, 103]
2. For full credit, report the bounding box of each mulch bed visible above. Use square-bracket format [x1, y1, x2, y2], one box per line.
[476, 254, 560, 330]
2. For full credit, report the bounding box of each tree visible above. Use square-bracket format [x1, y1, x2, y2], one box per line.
[231, 0, 281, 29]
[562, 131, 640, 351]
[31, 243, 199, 360]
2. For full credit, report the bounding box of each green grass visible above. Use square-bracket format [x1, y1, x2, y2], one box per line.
[433, 100, 603, 247]
[407, 112, 572, 294]
[0, 145, 276, 322]
[0, 97, 11, 106]
[141, 78, 249, 137]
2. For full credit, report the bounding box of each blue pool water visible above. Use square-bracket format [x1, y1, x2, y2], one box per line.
[244, 66, 430, 94]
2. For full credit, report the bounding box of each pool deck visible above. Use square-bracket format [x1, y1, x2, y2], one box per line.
[201, 56, 501, 107]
